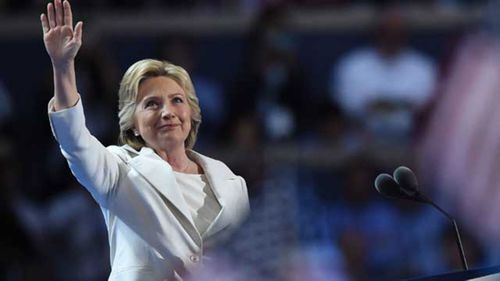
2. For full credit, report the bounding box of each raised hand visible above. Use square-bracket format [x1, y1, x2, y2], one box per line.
[41, 0, 83, 67]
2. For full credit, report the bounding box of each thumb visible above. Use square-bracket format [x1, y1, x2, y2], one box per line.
[73, 21, 83, 43]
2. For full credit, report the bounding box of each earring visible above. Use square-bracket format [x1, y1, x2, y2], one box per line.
[133, 130, 140, 137]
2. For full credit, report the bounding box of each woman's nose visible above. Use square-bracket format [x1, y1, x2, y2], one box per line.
[161, 106, 174, 119]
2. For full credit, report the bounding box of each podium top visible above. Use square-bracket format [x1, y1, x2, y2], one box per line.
[405, 265, 500, 281]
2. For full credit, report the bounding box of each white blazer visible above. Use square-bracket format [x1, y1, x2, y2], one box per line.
[48, 98, 250, 281]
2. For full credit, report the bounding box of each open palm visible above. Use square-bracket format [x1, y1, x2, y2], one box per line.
[41, 0, 82, 66]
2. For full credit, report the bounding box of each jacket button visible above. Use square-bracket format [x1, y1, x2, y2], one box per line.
[190, 255, 200, 263]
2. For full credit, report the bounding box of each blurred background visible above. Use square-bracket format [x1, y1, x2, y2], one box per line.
[2, 0, 500, 280]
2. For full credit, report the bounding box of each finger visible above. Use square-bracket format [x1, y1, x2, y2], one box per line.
[73, 21, 83, 43]
[55, 0, 63, 26]
[47, 3, 56, 28]
[63, 0, 73, 27]
[40, 13, 50, 34]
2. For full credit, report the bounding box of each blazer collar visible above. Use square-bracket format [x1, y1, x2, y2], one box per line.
[126, 146, 201, 245]
[186, 149, 237, 204]
[125, 146, 235, 240]
[123, 145, 235, 178]
[186, 150, 239, 238]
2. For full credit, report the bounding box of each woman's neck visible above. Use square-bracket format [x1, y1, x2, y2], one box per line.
[155, 146, 193, 173]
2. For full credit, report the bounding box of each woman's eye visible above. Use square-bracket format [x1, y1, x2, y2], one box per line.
[173, 97, 184, 103]
[145, 100, 159, 108]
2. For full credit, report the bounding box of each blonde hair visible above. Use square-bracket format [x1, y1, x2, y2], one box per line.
[117, 59, 201, 150]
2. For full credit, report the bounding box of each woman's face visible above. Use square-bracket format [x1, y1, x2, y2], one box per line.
[134, 76, 192, 152]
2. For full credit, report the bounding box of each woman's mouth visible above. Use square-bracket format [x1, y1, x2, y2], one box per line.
[158, 124, 180, 130]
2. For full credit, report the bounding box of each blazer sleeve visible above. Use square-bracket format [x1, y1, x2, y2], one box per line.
[237, 176, 251, 225]
[48, 97, 121, 206]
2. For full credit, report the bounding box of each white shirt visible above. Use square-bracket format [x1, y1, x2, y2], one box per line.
[174, 172, 221, 236]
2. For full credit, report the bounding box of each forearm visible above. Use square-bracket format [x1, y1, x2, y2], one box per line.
[52, 60, 79, 111]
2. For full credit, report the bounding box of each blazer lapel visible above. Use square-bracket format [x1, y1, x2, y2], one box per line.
[188, 150, 236, 237]
[124, 147, 236, 244]
[187, 150, 231, 205]
[127, 147, 201, 245]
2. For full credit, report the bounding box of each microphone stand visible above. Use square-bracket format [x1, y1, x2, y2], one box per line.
[375, 171, 469, 271]
[418, 193, 469, 270]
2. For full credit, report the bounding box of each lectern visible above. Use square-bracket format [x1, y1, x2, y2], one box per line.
[405, 265, 500, 281]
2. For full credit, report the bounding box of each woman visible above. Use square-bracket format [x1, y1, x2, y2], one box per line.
[40, 1, 250, 280]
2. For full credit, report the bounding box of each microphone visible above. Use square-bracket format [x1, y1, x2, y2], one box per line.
[392, 166, 430, 203]
[374, 173, 414, 201]
[393, 166, 418, 195]
[374, 166, 468, 270]
[374, 172, 428, 203]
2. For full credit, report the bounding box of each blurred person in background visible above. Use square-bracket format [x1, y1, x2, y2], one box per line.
[330, 4, 437, 144]
[223, 112, 266, 198]
[0, 142, 48, 280]
[8, 145, 109, 280]
[40, 0, 249, 280]
[418, 0, 500, 263]
[73, 45, 120, 144]
[229, 3, 309, 142]
[10, 179, 110, 280]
